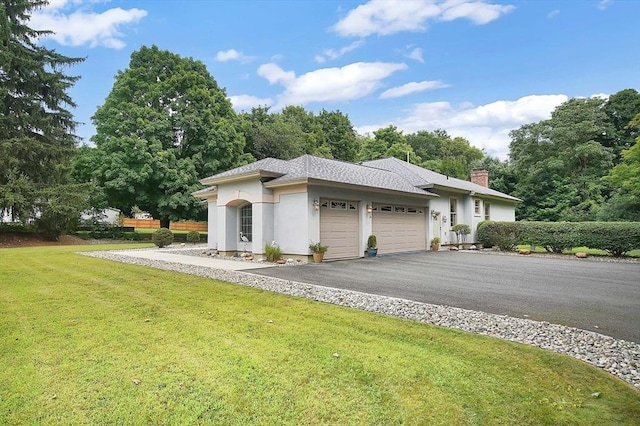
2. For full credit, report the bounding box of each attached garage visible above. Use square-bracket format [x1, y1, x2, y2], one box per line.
[320, 199, 360, 260]
[372, 204, 427, 254]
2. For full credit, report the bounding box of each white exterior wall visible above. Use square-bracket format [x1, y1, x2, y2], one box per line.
[490, 201, 516, 222]
[207, 200, 217, 249]
[273, 192, 309, 255]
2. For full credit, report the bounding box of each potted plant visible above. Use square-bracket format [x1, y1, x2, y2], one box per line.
[366, 235, 378, 257]
[309, 241, 329, 263]
[430, 236, 441, 251]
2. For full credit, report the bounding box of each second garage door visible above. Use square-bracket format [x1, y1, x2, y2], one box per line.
[320, 199, 360, 260]
[372, 204, 426, 254]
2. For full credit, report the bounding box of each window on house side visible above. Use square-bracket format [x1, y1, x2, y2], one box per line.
[450, 198, 458, 227]
[239, 204, 252, 242]
[474, 199, 481, 215]
[484, 202, 491, 221]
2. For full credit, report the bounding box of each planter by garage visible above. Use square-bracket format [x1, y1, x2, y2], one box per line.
[366, 248, 378, 257]
[312, 252, 325, 263]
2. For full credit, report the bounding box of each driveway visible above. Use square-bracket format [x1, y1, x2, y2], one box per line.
[249, 251, 640, 343]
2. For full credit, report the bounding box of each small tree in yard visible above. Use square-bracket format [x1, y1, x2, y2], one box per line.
[452, 224, 471, 244]
[152, 228, 174, 248]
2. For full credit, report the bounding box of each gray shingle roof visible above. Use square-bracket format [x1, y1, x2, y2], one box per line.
[199, 155, 519, 201]
[200, 158, 290, 184]
[363, 157, 520, 202]
[265, 155, 436, 196]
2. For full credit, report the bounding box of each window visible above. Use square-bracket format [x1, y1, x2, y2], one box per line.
[474, 199, 481, 215]
[484, 202, 491, 221]
[380, 205, 393, 213]
[239, 204, 252, 242]
[330, 200, 347, 210]
[394, 206, 406, 213]
[449, 198, 458, 227]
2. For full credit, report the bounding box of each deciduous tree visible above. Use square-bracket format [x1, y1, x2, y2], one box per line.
[90, 45, 249, 227]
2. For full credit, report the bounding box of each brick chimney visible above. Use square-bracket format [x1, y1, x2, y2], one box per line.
[470, 169, 489, 187]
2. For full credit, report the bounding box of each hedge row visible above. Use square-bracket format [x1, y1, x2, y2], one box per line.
[75, 230, 205, 243]
[477, 221, 640, 257]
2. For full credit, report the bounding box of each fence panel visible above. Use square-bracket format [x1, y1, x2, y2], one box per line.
[121, 218, 207, 232]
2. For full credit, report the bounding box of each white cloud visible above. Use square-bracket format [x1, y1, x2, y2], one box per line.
[357, 94, 568, 159]
[257, 63, 297, 85]
[332, 0, 515, 37]
[228, 95, 273, 110]
[597, 0, 613, 10]
[215, 49, 254, 63]
[406, 47, 425, 63]
[379, 80, 449, 99]
[257, 62, 407, 108]
[440, 1, 516, 25]
[547, 9, 560, 19]
[315, 40, 365, 63]
[30, 0, 146, 49]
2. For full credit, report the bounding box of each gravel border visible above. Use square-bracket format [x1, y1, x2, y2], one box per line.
[81, 250, 640, 389]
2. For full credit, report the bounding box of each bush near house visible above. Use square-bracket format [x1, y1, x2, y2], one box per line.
[152, 228, 174, 248]
[186, 231, 201, 244]
[478, 221, 640, 257]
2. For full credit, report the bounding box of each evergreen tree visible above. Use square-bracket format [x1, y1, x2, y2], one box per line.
[0, 0, 88, 237]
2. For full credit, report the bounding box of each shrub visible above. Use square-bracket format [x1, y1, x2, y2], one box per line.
[575, 222, 640, 257]
[152, 228, 174, 248]
[478, 221, 519, 251]
[430, 237, 440, 245]
[518, 222, 578, 253]
[478, 221, 640, 257]
[476, 220, 495, 248]
[309, 242, 329, 253]
[264, 243, 283, 262]
[186, 231, 201, 244]
[367, 235, 377, 249]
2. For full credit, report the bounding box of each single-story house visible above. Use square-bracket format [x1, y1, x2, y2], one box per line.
[193, 155, 520, 261]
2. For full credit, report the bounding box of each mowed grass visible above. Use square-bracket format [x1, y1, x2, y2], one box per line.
[1, 245, 638, 425]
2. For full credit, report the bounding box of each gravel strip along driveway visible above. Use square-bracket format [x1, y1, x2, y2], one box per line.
[82, 250, 640, 389]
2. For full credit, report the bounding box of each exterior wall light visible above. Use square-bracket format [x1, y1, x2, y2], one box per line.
[313, 198, 320, 211]
[366, 204, 372, 214]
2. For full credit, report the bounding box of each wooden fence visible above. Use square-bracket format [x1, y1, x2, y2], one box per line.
[122, 219, 207, 232]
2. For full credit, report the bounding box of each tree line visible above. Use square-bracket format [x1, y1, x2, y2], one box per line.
[1, 2, 638, 239]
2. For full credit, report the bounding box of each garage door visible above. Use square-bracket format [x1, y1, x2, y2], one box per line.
[320, 199, 359, 260]
[372, 204, 426, 254]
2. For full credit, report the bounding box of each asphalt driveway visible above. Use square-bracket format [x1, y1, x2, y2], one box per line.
[249, 251, 640, 343]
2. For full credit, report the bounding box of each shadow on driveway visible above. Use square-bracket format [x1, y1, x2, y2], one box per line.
[249, 251, 640, 343]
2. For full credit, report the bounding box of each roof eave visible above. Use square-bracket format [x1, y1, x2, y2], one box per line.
[200, 170, 284, 186]
[307, 179, 439, 198]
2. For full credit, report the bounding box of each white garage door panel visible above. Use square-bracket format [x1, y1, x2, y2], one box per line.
[372, 205, 426, 254]
[320, 200, 359, 260]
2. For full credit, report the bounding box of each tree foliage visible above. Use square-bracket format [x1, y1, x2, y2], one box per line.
[88, 45, 249, 227]
[239, 106, 357, 162]
[510, 97, 618, 221]
[0, 0, 90, 238]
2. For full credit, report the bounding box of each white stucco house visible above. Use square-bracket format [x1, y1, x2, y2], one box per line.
[193, 155, 519, 261]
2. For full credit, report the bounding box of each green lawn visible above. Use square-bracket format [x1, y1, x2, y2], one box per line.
[1, 245, 638, 425]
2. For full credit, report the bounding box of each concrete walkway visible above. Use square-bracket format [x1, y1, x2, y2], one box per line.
[113, 247, 277, 271]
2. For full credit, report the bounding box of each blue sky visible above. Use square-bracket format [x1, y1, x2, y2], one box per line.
[32, 0, 640, 159]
